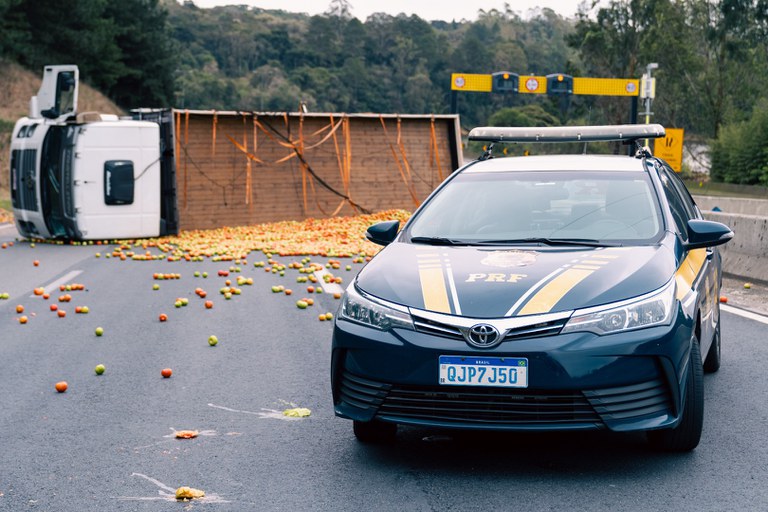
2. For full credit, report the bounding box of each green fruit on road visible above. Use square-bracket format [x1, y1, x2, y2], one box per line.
[208, 335, 218, 346]
[94, 364, 105, 375]
[95, 327, 104, 336]
[296, 300, 308, 309]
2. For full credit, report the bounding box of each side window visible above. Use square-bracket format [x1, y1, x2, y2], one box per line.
[663, 164, 699, 219]
[658, 166, 692, 239]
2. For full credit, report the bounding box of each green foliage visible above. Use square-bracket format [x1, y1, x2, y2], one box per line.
[711, 99, 768, 184]
[0, 0, 175, 109]
[489, 105, 560, 127]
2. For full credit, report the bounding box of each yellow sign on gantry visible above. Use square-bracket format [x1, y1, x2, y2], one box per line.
[452, 73, 640, 96]
[518, 76, 547, 94]
[573, 78, 639, 97]
[451, 73, 492, 92]
[654, 128, 684, 172]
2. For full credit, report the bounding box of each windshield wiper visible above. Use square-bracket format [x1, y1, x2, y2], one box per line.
[475, 237, 621, 247]
[410, 236, 468, 246]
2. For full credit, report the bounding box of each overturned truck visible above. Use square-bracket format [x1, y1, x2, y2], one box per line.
[9, 65, 462, 240]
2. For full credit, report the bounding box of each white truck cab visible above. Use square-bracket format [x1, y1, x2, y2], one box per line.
[10, 65, 178, 240]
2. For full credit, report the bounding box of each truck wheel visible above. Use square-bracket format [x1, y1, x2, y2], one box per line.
[703, 319, 721, 373]
[647, 338, 704, 452]
[353, 420, 397, 443]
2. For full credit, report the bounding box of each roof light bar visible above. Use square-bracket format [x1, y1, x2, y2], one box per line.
[468, 124, 665, 143]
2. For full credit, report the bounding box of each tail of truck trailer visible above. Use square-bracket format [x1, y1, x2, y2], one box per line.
[9, 65, 178, 240]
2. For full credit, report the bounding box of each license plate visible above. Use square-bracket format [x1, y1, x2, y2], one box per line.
[439, 356, 528, 388]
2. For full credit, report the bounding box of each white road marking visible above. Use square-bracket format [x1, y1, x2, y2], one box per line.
[313, 268, 344, 296]
[30, 270, 83, 297]
[721, 304, 768, 325]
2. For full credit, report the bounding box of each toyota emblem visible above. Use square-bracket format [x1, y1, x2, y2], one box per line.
[465, 323, 501, 348]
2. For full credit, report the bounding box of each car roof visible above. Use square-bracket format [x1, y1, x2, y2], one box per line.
[464, 154, 649, 173]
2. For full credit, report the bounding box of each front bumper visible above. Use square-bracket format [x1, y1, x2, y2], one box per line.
[331, 311, 693, 433]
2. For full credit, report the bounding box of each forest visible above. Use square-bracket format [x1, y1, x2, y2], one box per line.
[0, 0, 767, 182]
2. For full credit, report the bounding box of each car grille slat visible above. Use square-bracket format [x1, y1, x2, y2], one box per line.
[339, 371, 391, 412]
[583, 378, 673, 421]
[504, 321, 566, 340]
[412, 318, 463, 339]
[376, 384, 602, 426]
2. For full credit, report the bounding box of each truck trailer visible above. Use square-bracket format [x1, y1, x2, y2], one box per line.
[9, 65, 178, 240]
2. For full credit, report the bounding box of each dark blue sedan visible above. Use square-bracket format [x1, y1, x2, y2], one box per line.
[331, 125, 732, 451]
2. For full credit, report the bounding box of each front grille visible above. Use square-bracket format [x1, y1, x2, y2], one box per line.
[412, 314, 567, 343]
[339, 371, 672, 428]
[11, 149, 38, 211]
[377, 385, 601, 426]
[583, 378, 673, 421]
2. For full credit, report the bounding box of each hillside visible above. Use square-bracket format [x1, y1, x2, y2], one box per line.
[0, 60, 124, 203]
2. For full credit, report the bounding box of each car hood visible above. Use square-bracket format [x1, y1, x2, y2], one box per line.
[355, 242, 677, 318]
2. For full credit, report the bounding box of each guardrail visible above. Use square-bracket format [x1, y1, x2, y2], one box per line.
[696, 195, 768, 283]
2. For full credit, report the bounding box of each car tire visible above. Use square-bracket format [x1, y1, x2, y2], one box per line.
[353, 420, 397, 443]
[647, 338, 704, 452]
[703, 318, 721, 373]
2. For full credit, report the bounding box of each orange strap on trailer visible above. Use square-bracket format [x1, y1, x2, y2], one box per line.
[380, 116, 419, 207]
[243, 114, 252, 206]
[184, 110, 190, 209]
[429, 116, 444, 182]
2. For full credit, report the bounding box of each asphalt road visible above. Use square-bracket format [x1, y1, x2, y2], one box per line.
[1, 225, 767, 511]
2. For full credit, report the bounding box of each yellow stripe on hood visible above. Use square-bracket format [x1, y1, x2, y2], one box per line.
[517, 268, 594, 315]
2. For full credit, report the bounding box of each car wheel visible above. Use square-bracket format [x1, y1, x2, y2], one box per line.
[353, 420, 397, 443]
[703, 318, 721, 373]
[647, 338, 704, 452]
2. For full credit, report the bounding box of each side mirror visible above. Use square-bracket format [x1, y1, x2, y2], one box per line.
[685, 219, 733, 250]
[365, 220, 400, 246]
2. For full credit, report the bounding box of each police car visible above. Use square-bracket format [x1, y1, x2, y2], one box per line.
[331, 124, 732, 451]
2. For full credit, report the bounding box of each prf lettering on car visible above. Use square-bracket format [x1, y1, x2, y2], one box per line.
[466, 273, 527, 283]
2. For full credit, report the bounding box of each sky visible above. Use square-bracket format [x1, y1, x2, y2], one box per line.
[188, 0, 588, 21]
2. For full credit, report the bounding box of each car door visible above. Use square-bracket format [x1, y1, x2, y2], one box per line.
[657, 163, 719, 353]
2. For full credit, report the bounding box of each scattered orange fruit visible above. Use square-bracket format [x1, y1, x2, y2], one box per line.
[55, 381, 68, 393]
[161, 368, 173, 378]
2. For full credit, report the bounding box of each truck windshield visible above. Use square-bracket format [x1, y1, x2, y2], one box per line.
[40, 126, 78, 238]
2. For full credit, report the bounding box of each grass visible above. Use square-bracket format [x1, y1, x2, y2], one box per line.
[684, 179, 768, 199]
[0, 186, 9, 211]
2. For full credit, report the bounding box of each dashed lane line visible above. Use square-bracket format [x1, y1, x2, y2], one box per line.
[312, 268, 344, 296]
[30, 270, 83, 298]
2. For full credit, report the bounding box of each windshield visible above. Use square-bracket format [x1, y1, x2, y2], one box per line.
[408, 171, 663, 244]
[40, 126, 78, 238]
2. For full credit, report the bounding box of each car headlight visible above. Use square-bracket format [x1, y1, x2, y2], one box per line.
[561, 278, 676, 335]
[340, 283, 414, 331]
